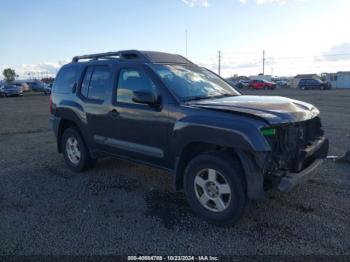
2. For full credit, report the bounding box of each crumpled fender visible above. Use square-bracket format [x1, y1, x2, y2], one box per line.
[170, 115, 270, 201]
[169, 115, 271, 160]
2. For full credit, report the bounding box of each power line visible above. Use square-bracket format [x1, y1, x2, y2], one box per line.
[268, 53, 350, 60]
[191, 52, 350, 61]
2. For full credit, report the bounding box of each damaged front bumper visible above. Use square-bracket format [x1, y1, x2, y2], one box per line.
[277, 136, 329, 192]
[278, 159, 323, 192]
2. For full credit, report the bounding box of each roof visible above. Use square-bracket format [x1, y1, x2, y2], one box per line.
[295, 74, 319, 79]
[71, 50, 193, 64]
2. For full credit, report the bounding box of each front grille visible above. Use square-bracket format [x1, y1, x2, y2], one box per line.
[267, 117, 324, 173]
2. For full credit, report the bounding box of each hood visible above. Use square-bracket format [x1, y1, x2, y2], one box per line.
[189, 95, 320, 125]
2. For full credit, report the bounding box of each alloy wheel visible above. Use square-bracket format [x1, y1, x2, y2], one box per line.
[194, 168, 232, 212]
[66, 136, 81, 165]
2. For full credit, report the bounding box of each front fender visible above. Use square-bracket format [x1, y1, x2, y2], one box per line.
[169, 115, 270, 200]
[169, 115, 271, 161]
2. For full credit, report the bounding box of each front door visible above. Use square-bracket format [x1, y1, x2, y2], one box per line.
[98, 64, 169, 167]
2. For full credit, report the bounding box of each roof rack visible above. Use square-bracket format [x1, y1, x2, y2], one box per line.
[72, 50, 149, 63]
[71, 50, 194, 64]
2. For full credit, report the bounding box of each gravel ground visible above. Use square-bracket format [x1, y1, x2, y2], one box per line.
[0, 89, 349, 256]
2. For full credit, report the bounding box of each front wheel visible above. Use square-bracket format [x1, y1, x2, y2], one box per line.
[61, 127, 96, 172]
[184, 152, 246, 225]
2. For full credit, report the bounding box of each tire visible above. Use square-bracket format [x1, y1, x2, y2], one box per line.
[300, 86, 306, 90]
[61, 127, 96, 172]
[184, 152, 246, 225]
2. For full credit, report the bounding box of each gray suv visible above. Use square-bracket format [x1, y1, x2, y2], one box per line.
[50, 50, 329, 224]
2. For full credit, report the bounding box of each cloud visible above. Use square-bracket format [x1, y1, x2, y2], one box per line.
[182, 0, 210, 7]
[255, 0, 288, 5]
[183, 0, 304, 6]
[240, 0, 305, 4]
[21, 61, 68, 74]
[317, 43, 350, 62]
[0, 60, 69, 79]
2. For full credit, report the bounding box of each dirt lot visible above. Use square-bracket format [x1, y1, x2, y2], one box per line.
[0, 89, 349, 255]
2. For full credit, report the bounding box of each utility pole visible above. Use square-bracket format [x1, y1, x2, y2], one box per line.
[218, 50, 221, 76]
[185, 30, 188, 58]
[263, 50, 265, 75]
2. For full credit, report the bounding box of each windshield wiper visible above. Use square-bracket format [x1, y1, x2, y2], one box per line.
[208, 94, 235, 99]
[182, 96, 212, 102]
[183, 93, 235, 102]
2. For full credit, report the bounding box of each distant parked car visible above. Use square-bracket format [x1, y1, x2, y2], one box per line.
[28, 81, 46, 92]
[298, 79, 331, 90]
[0, 84, 23, 97]
[235, 80, 250, 89]
[226, 79, 238, 88]
[21, 83, 31, 92]
[249, 80, 276, 90]
[275, 80, 290, 88]
[44, 83, 52, 95]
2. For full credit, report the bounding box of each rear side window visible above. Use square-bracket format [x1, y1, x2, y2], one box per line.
[80, 66, 111, 101]
[53, 66, 79, 94]
[81, 67, 93, 98]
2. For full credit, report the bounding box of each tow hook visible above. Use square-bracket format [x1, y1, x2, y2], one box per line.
[327, 132, 350, 163]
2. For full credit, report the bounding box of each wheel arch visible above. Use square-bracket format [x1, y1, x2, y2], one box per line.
[56, 117, 93, 156]
[57, 119, 80, 153]
[174, 141, 267, 201]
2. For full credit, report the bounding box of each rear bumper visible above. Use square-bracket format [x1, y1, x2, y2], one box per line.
[278, 137, 329, 192]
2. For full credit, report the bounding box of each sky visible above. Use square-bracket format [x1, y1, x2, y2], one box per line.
[0, 0, 350, 79]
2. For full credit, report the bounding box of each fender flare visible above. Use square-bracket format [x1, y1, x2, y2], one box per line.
[55, 110, 94, 155]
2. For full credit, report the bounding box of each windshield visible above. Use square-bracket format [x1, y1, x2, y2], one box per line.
[150, 64, 240, 101]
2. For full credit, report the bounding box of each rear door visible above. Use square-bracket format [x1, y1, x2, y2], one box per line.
[77, 64, 114, 148]
[309, 79, 318, 89]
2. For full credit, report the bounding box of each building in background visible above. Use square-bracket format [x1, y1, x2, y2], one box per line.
[249, 74, 273, 82]
[322, 71, 350, 89]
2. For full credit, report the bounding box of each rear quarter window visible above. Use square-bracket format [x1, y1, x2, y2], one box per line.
[53, 66, 79, 94]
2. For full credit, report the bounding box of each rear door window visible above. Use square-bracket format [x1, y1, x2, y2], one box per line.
[80, 66, 111, 101]
[53, 66, 79, 94]
[81, 67, 93, 98]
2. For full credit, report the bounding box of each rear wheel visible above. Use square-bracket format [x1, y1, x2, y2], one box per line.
[184, 152, 246, 225]
[61, 127, 96, 172]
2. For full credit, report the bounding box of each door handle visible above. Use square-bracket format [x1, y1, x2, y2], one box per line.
[108, 109, 120, 119]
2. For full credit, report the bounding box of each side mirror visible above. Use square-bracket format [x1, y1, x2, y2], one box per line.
[132, 90, 157, 105]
